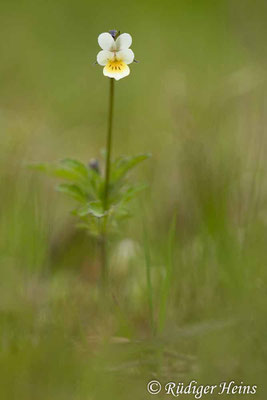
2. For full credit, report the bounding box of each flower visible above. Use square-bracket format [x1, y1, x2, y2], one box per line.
[97, 31, 135, 80]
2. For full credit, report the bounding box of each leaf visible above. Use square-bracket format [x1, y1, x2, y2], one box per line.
[108, 183, 147, 206]
[88, 166, 103, 198]
[77, 201, 106, 218]
[29, 163, 78, 181]
[56, 183, 87, 202]
[29, 159, 89, 183]
[114, 205, 132, 220]
[120, 184, 148, 203]
[60, 158, 89, 177]
[111, 153, 151, 183]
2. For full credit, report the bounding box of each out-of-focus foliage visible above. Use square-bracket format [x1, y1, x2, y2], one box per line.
[0, 0, 267, 399]
[30, 153, 150, 234]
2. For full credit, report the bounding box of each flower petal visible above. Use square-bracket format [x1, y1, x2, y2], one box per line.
[97, 50, 114, 66]
[103, 64, 130, 81]
[115, 33, 132, 51]
[116, 49, 134, 65]
[98, 32, 115, 51]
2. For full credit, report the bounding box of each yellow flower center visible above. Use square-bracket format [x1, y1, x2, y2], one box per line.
[106, 59, 127, 72]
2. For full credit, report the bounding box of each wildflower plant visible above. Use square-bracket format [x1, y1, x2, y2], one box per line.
[31, 30, 150, 286]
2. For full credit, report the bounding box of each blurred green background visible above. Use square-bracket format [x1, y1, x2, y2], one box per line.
[1, 0, 267, 398]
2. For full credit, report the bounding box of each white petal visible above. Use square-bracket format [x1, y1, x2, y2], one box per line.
[115, 33, 132, 51]
[98, 32, 115, 51]
[116, 49, 134, 65]
[97, 50, 114, 66]
[103, 64, 130, 80]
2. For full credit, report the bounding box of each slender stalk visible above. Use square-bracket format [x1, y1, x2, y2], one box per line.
[101, 78, 115, 287]
[103, 78, 115, 211]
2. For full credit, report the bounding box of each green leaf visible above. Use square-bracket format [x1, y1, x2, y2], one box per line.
[77, 201, 106, 218]
[108, 183, 147, 206]
[114, 205, 132, 220]
[111, 153, 151, 183]
[56, 183, 87, 202]
[120, 184, 148, 203]
[59, 159, 89, 179]
[29, 159, 89, 182]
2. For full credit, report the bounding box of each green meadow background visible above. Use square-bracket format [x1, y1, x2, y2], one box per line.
[1, 0, 267, 398]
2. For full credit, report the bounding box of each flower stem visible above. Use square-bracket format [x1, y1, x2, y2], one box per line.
[101, 77, 115, 287]
[104, 78, 115, 211]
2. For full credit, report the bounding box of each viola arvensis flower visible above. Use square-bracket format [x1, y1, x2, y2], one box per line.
[97, 31, 135, 80]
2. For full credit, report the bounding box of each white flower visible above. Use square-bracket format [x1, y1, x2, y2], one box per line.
[97, 32, 135, 81]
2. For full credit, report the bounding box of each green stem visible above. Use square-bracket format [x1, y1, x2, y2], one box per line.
[101, 78, 115, 287]
[103, 78, 115, 211]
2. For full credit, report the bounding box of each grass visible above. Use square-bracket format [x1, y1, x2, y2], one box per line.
[0, 0, 267, 399]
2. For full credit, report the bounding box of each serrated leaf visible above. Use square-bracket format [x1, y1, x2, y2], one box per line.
[111, 153, 151, 183]
[120, 184, 148, 203]
[56, 183, 87, 202]
[77, 201, 106, 218]
[29, 162, 86, 182]
[114, 206, 132, 220]
[59, 159, 89, 179]
[108, 182, 148, 206]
